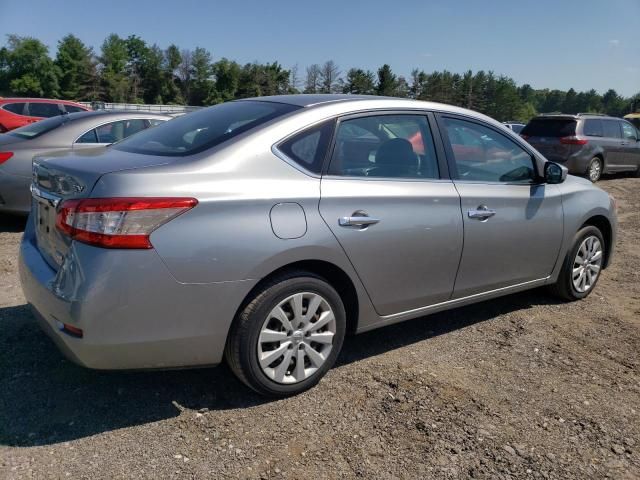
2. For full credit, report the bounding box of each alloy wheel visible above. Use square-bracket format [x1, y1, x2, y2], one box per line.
[572, 235, 603, 293]
[257, 292, 336, 384]
[589, 159, 602, 182]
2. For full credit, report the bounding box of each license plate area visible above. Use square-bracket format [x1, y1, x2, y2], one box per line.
[34, 196, 64, 269]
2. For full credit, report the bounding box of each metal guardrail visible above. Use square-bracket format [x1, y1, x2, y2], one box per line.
[78, 102, 203, 113]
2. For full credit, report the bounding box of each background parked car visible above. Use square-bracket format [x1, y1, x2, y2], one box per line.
[502, 122, 525, 134]
[521, 113, 640, 182]
[624, 112, 640, 130]
[0, 110, 170, 214]
[0, 98, 91, 132]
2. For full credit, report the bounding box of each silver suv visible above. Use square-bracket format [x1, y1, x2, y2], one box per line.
[521, 113, 640, 182]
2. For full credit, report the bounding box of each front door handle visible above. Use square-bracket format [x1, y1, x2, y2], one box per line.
[468, 206, 496, 220]
[339, 214, 380, 228]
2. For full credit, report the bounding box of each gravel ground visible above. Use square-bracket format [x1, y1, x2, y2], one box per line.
[1, 176, 639, 479]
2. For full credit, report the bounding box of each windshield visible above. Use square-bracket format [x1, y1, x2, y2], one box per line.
[113, 101, 300, 156]
[7, 115, 68, 140]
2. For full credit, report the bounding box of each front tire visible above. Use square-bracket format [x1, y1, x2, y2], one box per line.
[225, 271, 346, 397]
[550, 226, 605, 301]
[587, 157, 603, 182]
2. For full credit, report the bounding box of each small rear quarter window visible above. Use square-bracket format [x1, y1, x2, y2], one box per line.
[3, 102, 27, 115]
[278, 120, 335, 174]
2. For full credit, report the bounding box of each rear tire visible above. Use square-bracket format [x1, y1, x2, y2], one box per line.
[587, 157, 603, 182]
[225, 270, 346, 397]
[549, 226, 605, 301]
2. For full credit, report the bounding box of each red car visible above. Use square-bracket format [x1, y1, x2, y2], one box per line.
[0, 98, 91, 132]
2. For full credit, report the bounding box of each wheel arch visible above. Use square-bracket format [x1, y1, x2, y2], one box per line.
[231, 259, 360, 337]
[580, 215, 612, 268]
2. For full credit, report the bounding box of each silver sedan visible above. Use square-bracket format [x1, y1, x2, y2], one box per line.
[19, 95, 617, 397]
[0, 110, 171, 214]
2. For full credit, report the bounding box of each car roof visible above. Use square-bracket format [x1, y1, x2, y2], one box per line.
[534, 113, 614, 120]
[0, 97, 86, 105]
[62, 110, 173, 121]
[245, 94, 388, 107]
[242, 94, 504, 125]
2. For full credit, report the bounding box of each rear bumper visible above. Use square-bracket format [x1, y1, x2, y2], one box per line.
[0, 169, 31, 214]
[19, 216, 257, 370]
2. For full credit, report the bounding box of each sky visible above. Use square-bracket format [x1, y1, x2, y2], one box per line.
[0, 0, 638, 96]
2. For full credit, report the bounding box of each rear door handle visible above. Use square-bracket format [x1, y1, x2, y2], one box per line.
[468, 206, 496, 220]
[339, 215, 380, 227]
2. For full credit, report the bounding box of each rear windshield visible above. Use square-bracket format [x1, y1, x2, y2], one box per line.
[521, 118, 576, 137]
[113, 101, 300, 157]
[7, 115, 68, 139]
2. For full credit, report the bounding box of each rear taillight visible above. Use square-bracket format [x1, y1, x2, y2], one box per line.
[0, 152, 14, 164]
[559, 136, 588, 145]
[56, 197, 197, 249]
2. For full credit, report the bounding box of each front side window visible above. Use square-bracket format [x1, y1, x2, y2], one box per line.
[583, 119, 603, 137]
[278, 120, 334, 174]
[621, 122, 638, 140]
[443, 117, 536, 183]
[114, 101, 300, 157]
[28, 102, 62, 118]
[328, 114, 439, 179]
[3, 102, 27, 115]
[602, 120, 621, 139]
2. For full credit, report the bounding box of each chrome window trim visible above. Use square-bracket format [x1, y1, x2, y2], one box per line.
[72, 117, 165, 145]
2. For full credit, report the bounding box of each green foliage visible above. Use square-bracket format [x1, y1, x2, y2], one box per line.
[55, 34, 96, 99]
[0, 33, 637, 122]
[0, 35, 60, 97]
[376, 64, 397, 96]
[343, 68, 376, 95]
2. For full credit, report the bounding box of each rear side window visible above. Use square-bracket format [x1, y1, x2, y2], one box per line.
[28, 102, 62, 118]
[602, 121, 621, 139]
[78, 119, 148, 144]
[328, 114, 439, 179]
[64, 105, 86, 113]
[583, 119, 603, 137]
[278, 120, 334, 174]
[114, 101, 300, 157]
[3, 102, 27, 115]
[521, 119, 576, 137]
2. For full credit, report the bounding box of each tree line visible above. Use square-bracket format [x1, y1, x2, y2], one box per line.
[0, 33, 638, 122]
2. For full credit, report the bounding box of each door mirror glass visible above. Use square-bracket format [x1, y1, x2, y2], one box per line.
[544, 162, 567, 184]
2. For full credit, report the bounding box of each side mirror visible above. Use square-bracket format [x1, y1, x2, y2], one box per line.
[544, 162, 567, 184]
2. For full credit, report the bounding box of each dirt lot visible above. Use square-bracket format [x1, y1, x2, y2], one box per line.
[1, 176, 639, 479]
